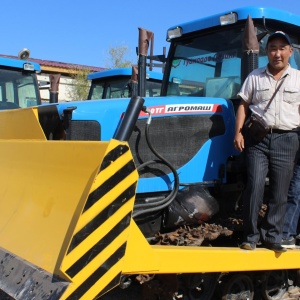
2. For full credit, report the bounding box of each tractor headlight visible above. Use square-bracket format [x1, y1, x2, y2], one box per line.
[220, 12, 238, 26]
[23, 63, 35, 71]
[167, 27, 182, 41]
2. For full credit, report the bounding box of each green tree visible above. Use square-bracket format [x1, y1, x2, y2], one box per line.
[67, 67, 91, 101]
[105, 43, 134, 69]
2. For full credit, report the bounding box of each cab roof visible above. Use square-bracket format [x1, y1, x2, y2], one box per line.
[0, 56, 41, 72]
[167, 6, 300, 37]
[87, 68, 163, 81]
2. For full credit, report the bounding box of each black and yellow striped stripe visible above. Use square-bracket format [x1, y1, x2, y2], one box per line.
[61, 141, 138, 300]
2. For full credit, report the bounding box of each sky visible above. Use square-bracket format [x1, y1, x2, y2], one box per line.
[2, 0, 300, 69]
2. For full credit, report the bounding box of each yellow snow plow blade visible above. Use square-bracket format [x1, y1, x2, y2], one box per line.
[0, 107, 138, 299]
[0, 106, 46, 139]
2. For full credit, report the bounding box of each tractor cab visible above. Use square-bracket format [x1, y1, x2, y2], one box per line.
[0, 56, 41, 110]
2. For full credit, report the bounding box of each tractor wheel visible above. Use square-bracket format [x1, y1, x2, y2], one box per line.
[221, 273, 254, 300]
[261, 270, 288, 300]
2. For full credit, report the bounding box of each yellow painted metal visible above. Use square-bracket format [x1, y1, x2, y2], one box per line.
[60, 141, 138, 300]
[0, 138, 109, 275]
[61, 197, 135, 272]
[123, 219, 300, 274]
[61, 229, 131, 300]
[3, 107, 300, 300]
[73, 149, 136, 235]
[0, 107, 140, 299]
[0, 133, 138, 300]
[123, 219, 160, 273]
[0, 107, 46, 139]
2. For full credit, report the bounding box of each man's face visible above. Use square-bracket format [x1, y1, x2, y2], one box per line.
[266, 37, 293, 71]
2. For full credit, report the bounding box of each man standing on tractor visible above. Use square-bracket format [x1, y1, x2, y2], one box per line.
[234, 31, 300, 253]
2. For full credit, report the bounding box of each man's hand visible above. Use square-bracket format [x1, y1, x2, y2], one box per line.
[234, 100, 249, 152]
[234, 132, 245, 152]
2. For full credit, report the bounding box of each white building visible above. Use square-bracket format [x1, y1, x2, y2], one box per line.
[32, 58, 105, 102]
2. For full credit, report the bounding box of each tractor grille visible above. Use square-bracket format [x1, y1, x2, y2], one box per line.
[66, 120, 101, 141]
[128, 115, 225, 178]
[63, 115, 225, 179]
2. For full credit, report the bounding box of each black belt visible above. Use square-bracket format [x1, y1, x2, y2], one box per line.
[268, 128, 298, 133]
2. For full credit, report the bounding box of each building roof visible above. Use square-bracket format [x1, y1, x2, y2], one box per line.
[0, 54, 105, 75]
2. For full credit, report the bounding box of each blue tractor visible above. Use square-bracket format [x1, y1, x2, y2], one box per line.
[40, 4, 300, 247]
[87, 68, 162, 99]
[0, 50, 41, 110]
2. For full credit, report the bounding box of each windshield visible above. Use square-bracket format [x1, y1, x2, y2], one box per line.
[89, 78, 130, 99]
[89, 77, 162, 99]
[0, 69, 40, 110]
[165, 25, 300, 98]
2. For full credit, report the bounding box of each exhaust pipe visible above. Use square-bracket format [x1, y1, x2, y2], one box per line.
[113, 96, 145, 142]
[49, 74, 61, 103]
[138, 28, 153, 97]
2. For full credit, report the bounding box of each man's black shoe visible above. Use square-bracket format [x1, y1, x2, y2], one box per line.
[240, 242, 256, 250]
[264, 243, 287, 253]
[296, 234, 300, 246]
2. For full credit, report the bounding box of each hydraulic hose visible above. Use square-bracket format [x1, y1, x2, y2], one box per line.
[133, 115, 180, 218]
